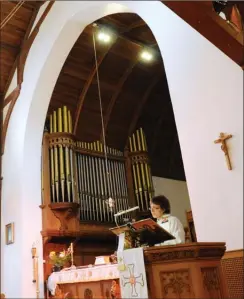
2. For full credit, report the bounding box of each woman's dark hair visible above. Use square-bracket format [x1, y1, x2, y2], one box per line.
[151, 195, 171, 214]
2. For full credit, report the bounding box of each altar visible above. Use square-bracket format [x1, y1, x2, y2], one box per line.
[47, 242, 228, 299]
[47, 263, 120, 299]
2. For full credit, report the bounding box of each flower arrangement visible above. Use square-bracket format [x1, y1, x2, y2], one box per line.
[49, 247, 71, 267]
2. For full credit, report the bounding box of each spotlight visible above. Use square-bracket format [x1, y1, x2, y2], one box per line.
[140, 50, 153, 62]
[97, 31, 111, 43]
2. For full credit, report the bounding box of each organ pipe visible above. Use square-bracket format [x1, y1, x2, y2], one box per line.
[45, 106, 154, 223]
[129, 128, 154, 212]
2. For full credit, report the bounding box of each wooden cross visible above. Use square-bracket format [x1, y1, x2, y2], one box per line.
[214, 132, 233, 170]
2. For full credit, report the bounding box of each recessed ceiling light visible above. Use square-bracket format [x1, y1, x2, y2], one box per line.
[140, 50, 153, 62]
[97, 31, 111, 43]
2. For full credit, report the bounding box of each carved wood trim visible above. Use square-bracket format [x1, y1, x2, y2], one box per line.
[41, 226, 116, 239]
[144, 243, 226, 264]
[102, 58, 138, 140]
[159, 269, 195, 298]
[111, 279, 121, 299]
[201, 267, 223, 298]
[73, 43, 114, 135]
[49, 202, 80, 231]
[126, 75, 159, 143]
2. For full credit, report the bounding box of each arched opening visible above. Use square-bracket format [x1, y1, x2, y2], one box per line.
[41, 12, 194, 280]
[1, 1, 243, 297]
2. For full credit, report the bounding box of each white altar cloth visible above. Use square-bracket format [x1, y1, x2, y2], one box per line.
[47, 264, 120, 295]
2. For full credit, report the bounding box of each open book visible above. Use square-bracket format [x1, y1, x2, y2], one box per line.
[110, 218, 175, 246]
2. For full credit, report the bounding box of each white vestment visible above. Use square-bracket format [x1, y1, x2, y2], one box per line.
[157, 214, 185, 245]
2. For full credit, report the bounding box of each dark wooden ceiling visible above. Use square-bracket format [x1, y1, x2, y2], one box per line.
[0, 1, 41, 95]
[47, 13, 186, 180]
[1, 1, 244, 181]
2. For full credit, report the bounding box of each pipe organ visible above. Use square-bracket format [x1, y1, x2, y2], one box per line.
[49, 106, 77, 204]
[42, 106, 154, 226]
[75, 142, 129, 223]
[129, 128, 154, 213]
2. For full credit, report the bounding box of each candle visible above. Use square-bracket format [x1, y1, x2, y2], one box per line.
[71, 242, 73, 253]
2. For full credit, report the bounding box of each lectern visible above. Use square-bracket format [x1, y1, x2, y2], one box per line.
[110, 218, 175, 248]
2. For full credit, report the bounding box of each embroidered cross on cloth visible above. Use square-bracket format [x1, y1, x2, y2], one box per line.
[117, 248, 148, 298]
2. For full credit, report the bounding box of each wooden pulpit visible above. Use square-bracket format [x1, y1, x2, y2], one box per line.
[144, 242, 227, 298]
[48, 242, 227, 299]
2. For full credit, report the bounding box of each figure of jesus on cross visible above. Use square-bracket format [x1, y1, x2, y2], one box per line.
[214, 132, 233, 170]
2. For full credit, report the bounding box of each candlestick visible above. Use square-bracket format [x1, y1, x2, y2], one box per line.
[70, 242, 74, 267]
[31, 245, 40, 299]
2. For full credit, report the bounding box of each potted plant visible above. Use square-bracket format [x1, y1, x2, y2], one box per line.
[49, 248, 71, 272]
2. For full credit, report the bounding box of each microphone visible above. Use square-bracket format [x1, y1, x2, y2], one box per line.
[114, 206, 139, 217]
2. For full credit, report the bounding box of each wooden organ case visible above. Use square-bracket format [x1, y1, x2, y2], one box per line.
[41, 106, 154, 281]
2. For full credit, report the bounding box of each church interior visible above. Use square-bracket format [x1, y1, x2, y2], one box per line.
[0, 1, 243, 299]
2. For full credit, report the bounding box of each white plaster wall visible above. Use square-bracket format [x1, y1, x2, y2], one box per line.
[152, 176, 191, 227]
[160, 19, 243, 250]
[1, 1, 243, 297]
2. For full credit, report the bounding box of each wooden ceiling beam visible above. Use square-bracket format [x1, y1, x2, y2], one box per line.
[0, 43, 19, 51]
[73, 42, 115, 135]
[95, 20, 157, 49]
[126, 75, 160, 144]
[101, 58, 139, 140]
[22, 2, 41, 11]
[103, 15, 126, 28]
[122, 20, 145, 32]
[2, 3, 40, 98]
[118, 34, 157, 49]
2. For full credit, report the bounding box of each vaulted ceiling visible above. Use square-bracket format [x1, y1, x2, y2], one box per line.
[1, 1, 244, 181]
[47, 13, 185, 180]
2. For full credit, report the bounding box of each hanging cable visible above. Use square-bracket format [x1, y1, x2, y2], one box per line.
[92, 23, 114, 210]
[0, 1, 25, 30]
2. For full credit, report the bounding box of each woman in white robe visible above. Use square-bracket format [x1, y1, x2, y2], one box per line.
[150, 195, 185, 245]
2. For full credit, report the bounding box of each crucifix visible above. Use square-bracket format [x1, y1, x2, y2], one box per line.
[214, 132, 233, 170]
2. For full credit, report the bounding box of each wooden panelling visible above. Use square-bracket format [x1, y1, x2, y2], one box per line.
[221, 249, 244, 299]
